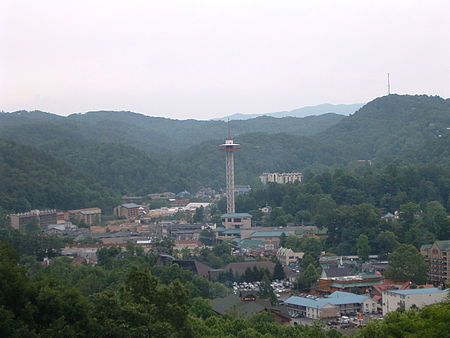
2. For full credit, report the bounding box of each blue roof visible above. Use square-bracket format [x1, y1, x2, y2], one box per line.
[221, 213, 252, 218]
[213, 227, 226, 232]
[250, 231, 287, 238]
[285, 291, 369, 309]
[389, 288, 445, 295]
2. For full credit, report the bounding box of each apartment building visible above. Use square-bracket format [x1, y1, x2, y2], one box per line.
[259, 172, 303, 184]
[9, 209, 57, 230]
[420, 240, 450, 285]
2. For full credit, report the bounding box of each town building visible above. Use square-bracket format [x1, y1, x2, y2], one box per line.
[249, 231, 288, 250]
[113, 203, 142, 219]
[259, 172, 303, 185]
[285, 291, 377, 320]
[221, 213, 252, 229]
[9, 209, 57, 229]
[420, 240, 450, 285]
[66, 208, 101, 225]
[276, 247, 304, 266]
[316, 273, 384, 294]
[382, 288, 449, 315]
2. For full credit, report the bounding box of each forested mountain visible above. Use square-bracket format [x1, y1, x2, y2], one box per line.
[0, 139, 118, 213]
[0, 94, 449, 209]
[0, 110, 344, 156]
[318, 95, 450, 161]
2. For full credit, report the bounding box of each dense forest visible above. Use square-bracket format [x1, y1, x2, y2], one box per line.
[0, 140, 118, 214]
[0, 94, 449, 212]
[233, 163, 450, 255]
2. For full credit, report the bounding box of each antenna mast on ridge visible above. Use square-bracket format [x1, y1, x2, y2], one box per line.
[387, 73, 391, 95]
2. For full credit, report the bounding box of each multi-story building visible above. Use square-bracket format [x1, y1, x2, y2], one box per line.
[277, 247, 304, 266]
[9, 209, 57, 230]
[259, 172, 303, 185]
[113, 203, 142, 219]
[382, 288, 449, 315]
[420, 240, 450, 285]
[66, 208, 101, 225]
[221, 213, 252, 229]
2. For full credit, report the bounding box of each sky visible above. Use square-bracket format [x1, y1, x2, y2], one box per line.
[1, 0, 449, 120]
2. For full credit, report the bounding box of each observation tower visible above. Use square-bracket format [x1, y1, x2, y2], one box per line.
[219, 128, 240, 213]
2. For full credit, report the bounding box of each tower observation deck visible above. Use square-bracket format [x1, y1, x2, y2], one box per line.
[219, 139, 240, 213]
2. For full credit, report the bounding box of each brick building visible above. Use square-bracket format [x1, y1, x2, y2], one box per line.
[421, 240, 450, 285]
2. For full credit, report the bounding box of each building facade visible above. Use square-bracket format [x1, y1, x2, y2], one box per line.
[259, 172, 303, 184]
[66, 208, 101, 225]
[221, 213, 252, 229]
[9, 209, 57, 229]
[421, 240, 450, 285]
[382, 288, 449, 315]
[285, 291, 377, 320]
[114, 203, 142, 219]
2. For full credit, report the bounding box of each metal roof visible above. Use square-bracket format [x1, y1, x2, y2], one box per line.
[285, 291, 369, 309]
[250, 231, 286, 238]
[121, 203, 140, 208]
[221, 213, 252, 218]
[388, 288, 446, 295]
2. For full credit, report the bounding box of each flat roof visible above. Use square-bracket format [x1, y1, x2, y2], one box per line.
[221, 213, 252, 218]
[285, 291, 369, 309]
[250, 231, 286, 238]
[389, 288, 446, 295]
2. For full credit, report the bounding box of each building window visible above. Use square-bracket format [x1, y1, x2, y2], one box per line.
[234, 218, 241, 222]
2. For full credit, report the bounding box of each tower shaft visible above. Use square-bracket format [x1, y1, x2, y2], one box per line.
[225, 150, 235, 213]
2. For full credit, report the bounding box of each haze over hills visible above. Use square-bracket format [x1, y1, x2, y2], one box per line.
[212, 103, 365, 121]
[0, 94, 449, 211]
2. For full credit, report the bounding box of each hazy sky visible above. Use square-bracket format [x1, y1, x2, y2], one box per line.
[1, 0, 449, 119]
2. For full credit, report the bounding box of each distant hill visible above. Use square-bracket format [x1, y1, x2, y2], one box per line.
[212, 103, 364, 120]
[1, 95, 449, 196]
[317, 95, 450, 161]
[0, 139, 118, 213]
[0, 110, 344, 156]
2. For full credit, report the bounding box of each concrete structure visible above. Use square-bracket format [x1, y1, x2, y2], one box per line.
[9, 209, 57, 229]
[285, 291, 377, 320]
[219, 132, 240, 213]
[259, 172, 303, 185]
[66, 208, 101, 225]
[382, 288, 449, 315]
[421, 240, 450, 285]
[114, 203, 142, 219]
[221, 213, 252, 229]
[276, 247, 304, 266]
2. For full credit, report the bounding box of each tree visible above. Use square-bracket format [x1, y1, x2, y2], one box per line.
[279, 232, 287, 248]
[376, 231, 400, 258]
[273, 260, 285, 280]
[356, 234, 370, 262]
[258, 273, 277, 304]
[193, 206, 205, 223]
[296, 264, 319, 290]
[384, 244, 428, 284]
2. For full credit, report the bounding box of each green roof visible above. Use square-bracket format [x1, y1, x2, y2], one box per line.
[421, 244, 432, 249]
[234, 239, 265, 248]
[223, 229, 242, 235]
[435, 240, 450, 251]
[250, 231, 287, 238]
[330, 280, 383, 288]
[221, 213, 252, 218]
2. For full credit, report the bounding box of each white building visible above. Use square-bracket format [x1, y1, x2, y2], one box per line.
[382, 288, 449, 315]
[259, 172, 303, 184]
[285, 291, 377, 320]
